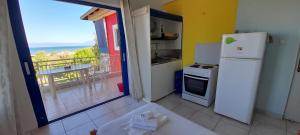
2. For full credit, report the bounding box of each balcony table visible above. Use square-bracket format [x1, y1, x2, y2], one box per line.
[38, 64, 92, 98]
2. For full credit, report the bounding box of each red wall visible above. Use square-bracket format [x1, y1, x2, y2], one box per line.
[105, 13, 121, 73]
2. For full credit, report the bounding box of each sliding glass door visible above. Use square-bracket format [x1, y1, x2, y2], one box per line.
[8, 0, 129, 127]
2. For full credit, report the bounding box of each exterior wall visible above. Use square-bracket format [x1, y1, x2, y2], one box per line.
[105, 13, 121, 73]
[94, 19, 108, 53]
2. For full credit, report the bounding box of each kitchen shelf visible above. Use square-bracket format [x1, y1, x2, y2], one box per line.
[151, 37, 178, 40]
[151, 33, 179, 40]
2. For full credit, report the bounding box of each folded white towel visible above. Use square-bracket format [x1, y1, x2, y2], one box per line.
[132, 111, 154, 122]
[123, 122, 152, 135]
[140, 111, 154, 120]
[127, 127, 152, 135]
[129, 112, 168, 131]
[130, 115, 158, 131]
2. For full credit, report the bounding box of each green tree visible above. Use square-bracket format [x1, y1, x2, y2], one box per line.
[93, 34, 101, 57]
[32, 51, 48, 62]
[74, 47, 95, 57]
[74, 47, 96, 64]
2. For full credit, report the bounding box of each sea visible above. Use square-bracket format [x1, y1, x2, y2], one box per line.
[29, 46, 92, 54]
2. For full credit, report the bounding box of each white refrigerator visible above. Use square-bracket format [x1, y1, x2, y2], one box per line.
[214, 32, 267, 124]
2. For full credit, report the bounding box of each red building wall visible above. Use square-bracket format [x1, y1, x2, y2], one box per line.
[105, 13, 121, 73]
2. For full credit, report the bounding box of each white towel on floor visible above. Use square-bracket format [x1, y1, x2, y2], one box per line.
[127, 127, 152, 135]
[122, 122, 152, 135]
[140, 111, 154, 120]
[129, 112, 168, 131]
[132, 111, 154, 122]
[130, 116, 158, 131]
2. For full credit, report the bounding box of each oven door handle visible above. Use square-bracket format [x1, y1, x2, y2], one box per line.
[184, 75, 208, 81]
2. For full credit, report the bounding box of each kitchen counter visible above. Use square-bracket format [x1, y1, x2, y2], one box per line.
[151, 57, 181, 66]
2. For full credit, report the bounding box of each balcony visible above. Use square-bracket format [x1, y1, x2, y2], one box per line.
[32, 54, 123, 120]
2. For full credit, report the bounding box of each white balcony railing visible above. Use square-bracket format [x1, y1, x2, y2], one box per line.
[33, 54, 121, 87]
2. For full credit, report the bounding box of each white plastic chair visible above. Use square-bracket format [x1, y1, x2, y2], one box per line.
[90, 56, 110, 90]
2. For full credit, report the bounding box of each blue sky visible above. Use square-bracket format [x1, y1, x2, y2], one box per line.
[19, 0, 96, 46]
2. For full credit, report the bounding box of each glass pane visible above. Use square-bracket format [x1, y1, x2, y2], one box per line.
[19, 0, 125, 121]
[184, 77, 208, 96]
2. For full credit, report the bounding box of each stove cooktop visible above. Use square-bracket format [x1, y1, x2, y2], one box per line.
[189, 63, 218, 69]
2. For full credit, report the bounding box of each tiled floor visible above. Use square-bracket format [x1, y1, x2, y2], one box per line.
[41, 75, 123, 120]
[157, 94, 300, 135]
[29, 96, 146, 135]
[28, 93, 300, 135]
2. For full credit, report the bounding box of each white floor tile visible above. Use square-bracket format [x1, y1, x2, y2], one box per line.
[32, 120, 65, 135]
[42, 75, 123, 120]
[92, 112, 118, 128]
[117, 96, 137, 105]
[131, 100, 147, 109]
[62, 113, 91, 131]
[172, 104, 198, 118]
[108, 99, 145, 117]
[221, 117, 251, 131]
[66, 122, 96, 135]
[86, 104, 112, 120]
[253, 112, 286, 130]
[112, 105, 134, 117]
[22, 131, 33, 135]
[287, 120, 300, 135]
[179, 99, 207, 112]
[199, 104, 215, 115]
[30, 94, 291, 135]
[156, 96, 182, 110]
[190, 110, 221, 130]
[249, 120, 286, 135]
[106, 98, 132, 111]
[214, 119, 249, 135]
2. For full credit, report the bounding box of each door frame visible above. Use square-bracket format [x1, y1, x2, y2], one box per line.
[284, 43, 300, 121]
[7, 0, 129, 127]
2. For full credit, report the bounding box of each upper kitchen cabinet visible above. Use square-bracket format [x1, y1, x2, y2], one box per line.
[150, 11, 183, 50]
[133, 6, 183, 102]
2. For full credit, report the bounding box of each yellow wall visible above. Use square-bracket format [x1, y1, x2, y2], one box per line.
[163, 0, 238, 65]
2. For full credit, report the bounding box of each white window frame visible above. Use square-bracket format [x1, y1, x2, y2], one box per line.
[112, 24, 120, 51]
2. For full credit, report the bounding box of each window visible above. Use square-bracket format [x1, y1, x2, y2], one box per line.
[112, 24, 120, 51]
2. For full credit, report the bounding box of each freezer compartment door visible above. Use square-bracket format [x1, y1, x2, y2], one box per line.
[221, 32, 267, 59]
[214, 58, 262, 124]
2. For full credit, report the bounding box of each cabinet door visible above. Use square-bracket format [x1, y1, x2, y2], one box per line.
[214, 58, 261, 124]
[151, 61, 182, 101]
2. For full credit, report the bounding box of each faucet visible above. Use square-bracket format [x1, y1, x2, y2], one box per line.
[152, 42, 160, 59]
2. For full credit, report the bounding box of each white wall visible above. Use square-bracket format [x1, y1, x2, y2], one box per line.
[236, 0, 300, 117]
[7, 14, 37, 133]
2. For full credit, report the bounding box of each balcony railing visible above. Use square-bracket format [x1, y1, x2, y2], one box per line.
[33, 54, 121, 87]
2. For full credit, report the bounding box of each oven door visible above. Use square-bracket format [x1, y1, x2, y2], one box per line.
[184, 74, 209, 97]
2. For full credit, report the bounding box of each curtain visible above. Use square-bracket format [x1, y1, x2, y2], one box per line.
[0, 0, 18, 134]
[120, 0, 144, 100]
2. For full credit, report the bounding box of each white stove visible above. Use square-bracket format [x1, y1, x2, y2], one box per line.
[182, 63, 218, 107]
